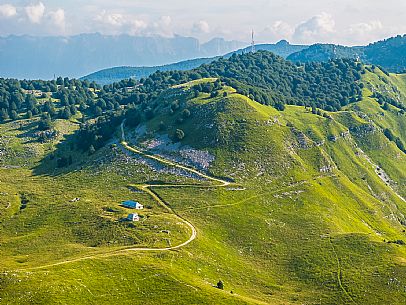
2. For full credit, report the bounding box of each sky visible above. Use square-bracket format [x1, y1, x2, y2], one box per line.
[0, 0, 405, 45]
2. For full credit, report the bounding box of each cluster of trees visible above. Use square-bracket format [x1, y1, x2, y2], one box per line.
[366, 65, 390, 76]
[76, 113, 123, 152]
[0, 77, 131, 151]
[191, 52, 364, 111]
[110, 51, 364, 112]
[75, 52, 374, 147]
[364, 35, 406, 73]
[191, 79, 223, 97]
[383, 128, 406, 153]
[0, 78, 26, 121]
[94, 51, 365, 114]
[372, 91, 406, 112]
[76, 113, 122, 153]
[0, 50, 394, 129]
[0, 77, 98, 123]
[72, 51, 364, 120]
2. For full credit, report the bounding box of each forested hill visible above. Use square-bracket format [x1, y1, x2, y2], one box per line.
[0, 51, 370, 128]
[288, 35, 406, 73]
[189, 51, 364, 111]
[364, 35, 406, 72]
[2, 50, 405, 153]
[99, 51, 365, 113]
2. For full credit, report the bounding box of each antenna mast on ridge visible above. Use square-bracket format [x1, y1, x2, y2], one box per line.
[251, 29, 255, 53]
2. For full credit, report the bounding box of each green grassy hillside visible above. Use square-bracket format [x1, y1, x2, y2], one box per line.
[1, 69, 406, 304]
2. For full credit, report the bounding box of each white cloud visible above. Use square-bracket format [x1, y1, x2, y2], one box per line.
[48, 9, 66, 31]
[25, 2, 45, 24]
[128, 19, 148, 35]
[0, 4, 17, 18]
[348, 20, 383, 40]
[158, 15, 171, 27]
[149, 15, 173, 37]
[95, 10, 126, 27]
[95, 11, 174, 36]
[293, 12, 336, 44]
[260, 21, 294, 42]
[0, 1, 403, 45]
[343, 20, 400, 45]
[192, 20, 210, 34]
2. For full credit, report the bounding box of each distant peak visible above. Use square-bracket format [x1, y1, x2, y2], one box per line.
[276, 40, 290, 46]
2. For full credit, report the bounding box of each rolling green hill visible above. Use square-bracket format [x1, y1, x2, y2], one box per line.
[0, 52, 406, 304]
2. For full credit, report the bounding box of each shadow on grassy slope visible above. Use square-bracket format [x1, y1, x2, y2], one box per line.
[32, 129, 88, 176]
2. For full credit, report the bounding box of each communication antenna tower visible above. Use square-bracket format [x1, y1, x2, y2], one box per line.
[251, 30, 255, 53]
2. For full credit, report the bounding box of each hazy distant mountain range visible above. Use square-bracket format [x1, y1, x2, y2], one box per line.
[0, 33, 246, 79]
[1, 33, 405, 82]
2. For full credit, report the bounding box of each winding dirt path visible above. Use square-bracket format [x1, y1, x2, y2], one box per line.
[120, 121, 230, 186]
[329, 236, 358, 304]
[16, 122, 231, 272]
[119, 120, 233, 250]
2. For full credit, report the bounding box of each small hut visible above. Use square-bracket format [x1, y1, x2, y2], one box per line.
[127, 213, 140, 222]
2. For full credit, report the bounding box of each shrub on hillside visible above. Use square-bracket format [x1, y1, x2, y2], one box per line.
[174, 129, 185, 141]
[216, 280, 224, 290]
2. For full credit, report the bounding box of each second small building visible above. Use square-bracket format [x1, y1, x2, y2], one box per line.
[127, 213, 140, 222]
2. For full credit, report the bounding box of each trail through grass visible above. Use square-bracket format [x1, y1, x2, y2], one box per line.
[15, 121, 233, 271]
